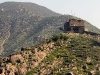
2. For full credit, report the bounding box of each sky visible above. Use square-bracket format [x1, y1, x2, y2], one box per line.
[0, 0, 100, 29]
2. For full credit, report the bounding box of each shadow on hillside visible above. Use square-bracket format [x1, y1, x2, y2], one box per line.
[93, 40, 100, 46]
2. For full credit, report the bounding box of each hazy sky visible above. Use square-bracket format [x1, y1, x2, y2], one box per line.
[0, 0, 100, 29]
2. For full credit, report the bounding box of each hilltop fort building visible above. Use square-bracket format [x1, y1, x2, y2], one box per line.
[64, 19, 84, 33]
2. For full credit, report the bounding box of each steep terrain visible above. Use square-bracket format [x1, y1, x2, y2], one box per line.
[0, 2, 100, 56]
[0, 33, 100, 75]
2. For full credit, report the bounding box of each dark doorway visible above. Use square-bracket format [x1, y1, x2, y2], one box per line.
[73, 27, 79, 33]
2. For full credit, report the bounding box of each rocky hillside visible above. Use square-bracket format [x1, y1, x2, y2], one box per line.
[0, 33, 100, 75]
[0, 2, 100, 56]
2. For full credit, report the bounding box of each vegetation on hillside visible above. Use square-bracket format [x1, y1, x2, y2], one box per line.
[1, 33, 100, 75]
[0, 2, 100, 75]
[0, 2, 100, 56]
[26, 33, 100, 75]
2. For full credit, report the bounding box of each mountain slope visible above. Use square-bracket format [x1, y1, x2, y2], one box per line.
[0, 2, 100, 56]
[0, 2, 60, 17]
[1, 34, 100, 75]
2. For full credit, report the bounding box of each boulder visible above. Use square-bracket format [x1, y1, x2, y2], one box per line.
[10, 54, 24, 64]
[0, 67, 5, 75]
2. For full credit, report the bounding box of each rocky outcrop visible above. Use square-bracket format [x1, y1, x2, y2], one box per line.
[10, 54, 24, 64]
[0, 41, 55, 75]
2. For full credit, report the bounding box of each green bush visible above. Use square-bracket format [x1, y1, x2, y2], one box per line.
[51, 34, 68, 42]
[26, 68, 38, 75]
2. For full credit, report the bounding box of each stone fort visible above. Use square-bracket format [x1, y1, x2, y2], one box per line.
[64, 19, 84, 33]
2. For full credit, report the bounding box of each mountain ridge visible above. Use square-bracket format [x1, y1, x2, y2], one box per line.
[0, 2, 100, 56]
[0, 2, 60, 17]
